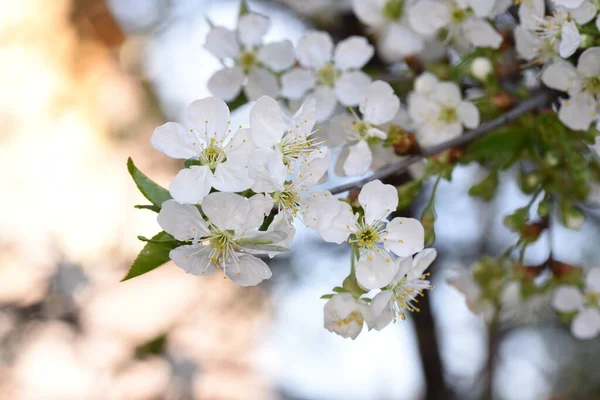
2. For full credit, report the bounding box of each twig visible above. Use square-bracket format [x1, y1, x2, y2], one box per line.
[328, 91, 553, 195]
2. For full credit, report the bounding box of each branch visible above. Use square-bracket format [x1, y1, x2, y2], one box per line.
[328, 91, 553, 195]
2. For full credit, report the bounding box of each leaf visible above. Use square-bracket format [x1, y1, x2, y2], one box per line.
[238, 0, 250, 17]
[135, 334, 167, 358]
[462, 129, 528, 163]
[228, 91, 249, 112]
[320, 294, 334, 299]
[121, 231, 179, 281]
[127, 157, 172, 208]
[134, 205, 161, 212]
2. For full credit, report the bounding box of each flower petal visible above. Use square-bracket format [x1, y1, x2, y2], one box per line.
[333, 36, 374, 71]
[568, 1, 596, 25]
[244, 67, 279, 101]
[225, 128, 255, 165]
[317, 201, 356, 244]
[224, 254, 272, 286]
[280, 68, 316, 100]
[258, 40, 295, 72]
[457, 101, 480, 129]
[289, 98, 317, 141]
[343, 141, 372, 177]
[382, 217, 425, 257]
[578, 47, 600, 78]
[379, 24, 425, 61]
[356, 249, 398, 290]
[248, 147, 286, 193]
[169, 245, 214, 276]
[408, 1, 449, 36]
[201, 192, 250, 230]
[351, 0, 385, 26]
[433, 82, 462, 107]
[296, 147, 330, 188]
[204, 27, 240, 59]
[207, 67, 244, 102]
[358, 179, 398, 224]
[212, 160, 254, 192]
[558, 94, 596, 131]
[559, 21, 581, 58]
[366, 290, 394, 331]
[334, 71, 371, 107]
[245, 193, 275, 229]
[462, 19, 503, 49]
[151, 122, 199, 159]
[157, 199, 210, 241]
[541, 59, 580, 94]
[296, 31, 334, 69]
[169, 166, 214, 204]
[237, 13, 269, 47]
[571, 307, 600, 340]
[586, 268, 600, 293]
[249, 95, 286, 148]
[518, 0, 545, 29]
[409, 248, 437, 279]
[552, 285, 584, 312]
[188, 97, 231, 142]
[311, 86, 338, 122]
[359, 80, 400, 125]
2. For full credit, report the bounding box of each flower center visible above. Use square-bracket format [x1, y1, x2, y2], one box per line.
[583, 76, 600, 95]
[353, 120, 372, 140]
[585, 291, 600, 306]
[273, 184, 301, 217]
[439, 106, 458, 124]
[353, 224, 382, 252]
[279, 137, 313, 167]
[335, 311, 364, 327]
[317, 63, 339, 87]
[450, 6, 471, 24]
[239, 51, 257, 71]
[382, 0, 404, 21]
[389, 274, 433, 321]
[199, 138, 227, 169]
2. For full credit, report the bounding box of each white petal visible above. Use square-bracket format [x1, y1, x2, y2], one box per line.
[393, 256, 414, 282]
[559, 21, 581, 58]
[409, 248, 437, 279]
[541, 60, 580, 93]
[169, 245, 214, 276]
[249, 147, 286, 193]
[244, 67, 279, 101]
[289, 98, 317, 140]
[280, 68, 316, 100]
[324, 294, 366, 339]
[334, 71, 372, 107]
[578, 47, 600, 78]
[237, 13, 269, 47]
[324, 114, 354, 148]
[204, 27, 240, 59]
[558, 94, 597, 131]
[462, 19, 503, 49]
[225, 128, 255, 165]
[334, 36, 374, 71]
[457, 101, 480, 129]
[379, 24, 425, 61]
[267, 212, 295, 253]
[571, 308, 600, 339]
[296, 31, 334, 69]
[224, 254, 272, 286]
[151, 122, 198, 159]
[356, 249, 398, 290]
[552, 285, 584, 312]
[586, 268, 600, 293]
[188, 97, 231, 142]
[157, 199, 210, 241]
[514, 26, 543, 61]
[352, 0, 385, 26]
[169, 166, 214, 204]
[343, 141, 372, 177]
[469, 0, 496, 17]
[360, 80, 400, 125]
[414, 72, 439, 95]
[433, 81, 462, 107]
[568, 1, 597, 24]
[518, 0, 545, 29]
[201, 192, 250, 230]
[409, 93, 440, 124]
[301, 190, 338, 229]
[311, 86, 338, 122]
[553, 0, 585, 8]
[207, 67, 244, 102]
[258, 40, 295, 72]
[249, 96, 286, 148]
[317, 202, 355, 244]
[382, 217, 425, 257]
[359, 179, 398, 224]
[212, 160, 254, 192]
[366, 290, 394, 331]
[408, 1, 449, 36]
[296, 147, 330, 188]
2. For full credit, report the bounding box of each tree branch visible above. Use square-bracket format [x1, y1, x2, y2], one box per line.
[328, 91, 553, 195]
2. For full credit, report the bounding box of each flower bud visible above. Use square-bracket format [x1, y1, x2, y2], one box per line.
[520, 221, 547, 243]
[519, 171, 540, 194]
[471, 57, 493, 81]
[504, 207, 529, 232]
[561, 204, 585, 230]
[492, 91, 515, 111]
[580, 34, 594, 49]
[392, 131, 418, 155]
[537, 199, 550, 218]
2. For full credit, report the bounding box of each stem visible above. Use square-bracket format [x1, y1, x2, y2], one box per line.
[426, 175, 443, 210]
[328, 91, 553, 195]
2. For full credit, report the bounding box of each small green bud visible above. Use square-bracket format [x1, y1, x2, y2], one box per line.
[469, 170, 498, 201]
[559, 202, 585, 230]
[503, 207, 529, 232]
[580, 34, 594, 49]
[537, 199, 550, 218]
[519, 171, 540, 194]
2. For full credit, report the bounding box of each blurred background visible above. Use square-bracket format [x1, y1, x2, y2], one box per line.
[1, 0, 600, 399]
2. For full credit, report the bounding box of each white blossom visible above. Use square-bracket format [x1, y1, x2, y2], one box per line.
[205, 13, 295, 101]
[408, 74, 480, 146]
[151, 97, 255, 204]
[553, 0, 600, 33]
[157, 194, 289, 286]
[324, 293, 369, 339]
[541, 47, 600, 131]
[280, 31, 374, 122]
[471, 57, 493, 81]
[326, 81, 401, 176]
[552, 268, 600, 339]
[323, 180, 425, 289]
[367, 249, 436, 330]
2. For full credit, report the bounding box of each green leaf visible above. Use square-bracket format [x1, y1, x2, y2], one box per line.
[332, 286, 345, 293]
[121, 231, 179, 281]
[134, 205, 161, 212]
[135, 334, 167, 358]
[238, 0, 250, 17]
[462, 128, 528, 163]
[320, 294, 335, 299]
[228, 91, 249, 112]
[469, 169, 499, 201]
[184, 159, 202, 168]
[127, 158, 171, 208]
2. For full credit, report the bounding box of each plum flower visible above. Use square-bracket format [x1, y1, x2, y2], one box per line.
[151, 97, 255, 204]
[367, 249, 436, 330]
[552, 268, 600, 339]
[553, 0, 600, 33]
[324, 293, 370, 339]
[408, 74, 480, 145]
[280, 31, 374, 122]
[541, 47, 600, 131]
[409, 0, 507, 50]
[157, 193, 289, 286]
[352, 0, 425, 60]
[323, 180, 425, 289]
[327, 81, 401, 176]
[205, 13, 295, 101]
